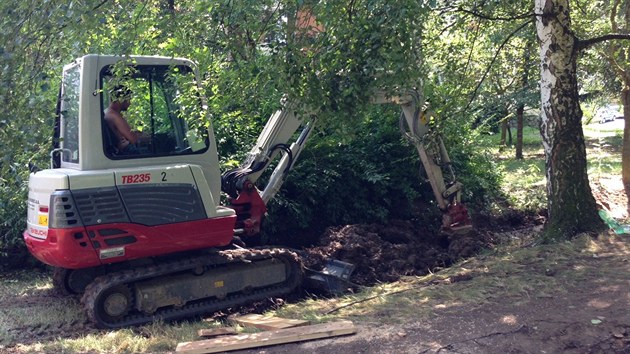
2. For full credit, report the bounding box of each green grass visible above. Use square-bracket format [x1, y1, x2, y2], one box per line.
[50, 321, 208, 353]
[584, 130, 623, 178]
[476, 126, 543, 149]
[475, 124, 623, 212]
[475, 126, 547, 211]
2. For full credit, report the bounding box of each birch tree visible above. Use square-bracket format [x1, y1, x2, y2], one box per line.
[535, 0, 602, 240]
[535, 0, 630, 240]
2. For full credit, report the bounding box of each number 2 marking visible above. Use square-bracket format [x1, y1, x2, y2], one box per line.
[161, 172, 167, 182]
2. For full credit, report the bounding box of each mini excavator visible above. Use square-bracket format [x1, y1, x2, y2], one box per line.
[23, 55, 471, 328]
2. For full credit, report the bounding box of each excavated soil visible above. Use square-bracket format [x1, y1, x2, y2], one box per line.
[300, 206, 546, 287]
[301, 221, 491, 287]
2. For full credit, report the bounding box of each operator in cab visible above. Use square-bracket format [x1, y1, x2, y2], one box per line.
[104, 85, 148, 155]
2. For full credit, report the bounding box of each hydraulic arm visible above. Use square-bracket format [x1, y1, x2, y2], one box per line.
[221, 91, 473, 236]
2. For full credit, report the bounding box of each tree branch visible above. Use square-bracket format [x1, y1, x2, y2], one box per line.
[576, 34, 630, 51]
[92, 0, 109, 12]
[456, 8, 534, 21]
[463, 19, 482, 80]
[256, 2, 280, 44]
[437, 20, 461, 37]
[464, 19, 534, 112]
[602, 51, 627, 80]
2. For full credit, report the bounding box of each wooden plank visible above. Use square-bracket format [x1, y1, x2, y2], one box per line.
[197, 327, 237, 338]
[176, 320, 356, 354]
[230, 314, 310, 330]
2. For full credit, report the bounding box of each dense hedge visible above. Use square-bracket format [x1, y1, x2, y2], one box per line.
[260, 105, 501, 246]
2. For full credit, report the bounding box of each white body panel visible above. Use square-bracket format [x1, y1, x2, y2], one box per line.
[26, 163, 232, 241]
[26, 170, 70, 240]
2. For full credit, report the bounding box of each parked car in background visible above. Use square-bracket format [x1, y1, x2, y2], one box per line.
[595, 105, 623, 124]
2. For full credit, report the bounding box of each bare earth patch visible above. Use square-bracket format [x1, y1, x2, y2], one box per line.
[592, 176, 629, 220]
[243, 234, 630, 354]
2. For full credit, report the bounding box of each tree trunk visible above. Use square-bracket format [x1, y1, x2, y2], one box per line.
[535, 0, 605, 241]
[516, 41, 532, 160]
[500, 119, 507, 146]
[622, 86, 630, 214]
[516, 103, 524, 159]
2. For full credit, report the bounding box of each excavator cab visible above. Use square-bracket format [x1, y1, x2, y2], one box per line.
[53, 56, 213, 168]
[98, 64, 208, 157]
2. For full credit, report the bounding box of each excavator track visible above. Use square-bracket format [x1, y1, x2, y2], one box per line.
[81, 248, 302, 329]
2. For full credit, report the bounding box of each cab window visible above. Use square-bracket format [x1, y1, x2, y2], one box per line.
[60, 63, 81, 164]
[100, 64, 209, 159]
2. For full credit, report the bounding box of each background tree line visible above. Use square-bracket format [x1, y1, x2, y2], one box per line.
[1, 0, 629, 268]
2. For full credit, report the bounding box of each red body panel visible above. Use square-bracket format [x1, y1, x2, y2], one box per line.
[229, 182, 267, 236]
[24, 227, 101, 269]
[23, 215, 236, 269]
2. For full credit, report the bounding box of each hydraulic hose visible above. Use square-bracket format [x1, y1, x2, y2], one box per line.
[221, 144, 294, 198]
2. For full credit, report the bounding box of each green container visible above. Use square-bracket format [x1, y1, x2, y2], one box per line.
[598, 209, 626, 235]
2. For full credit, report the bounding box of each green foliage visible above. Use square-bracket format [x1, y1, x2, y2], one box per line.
[473, 125, 546, 212]
[0, 1, 85, 267]
[280, 1, 427, 121]
[262, 104, 503, 245]
[423, 1, 539, 136]
[439, 115, 503, 211]
[205, 54, 285, 166]
[574, 1, 630, 103]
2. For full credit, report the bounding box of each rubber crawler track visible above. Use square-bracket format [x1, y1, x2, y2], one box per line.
[81, 248, 303, 328]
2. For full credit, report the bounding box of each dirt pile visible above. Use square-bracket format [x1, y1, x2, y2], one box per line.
[301, 220, 488, 286]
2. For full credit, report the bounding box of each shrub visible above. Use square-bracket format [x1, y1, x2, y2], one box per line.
[260, 105, 501, 246]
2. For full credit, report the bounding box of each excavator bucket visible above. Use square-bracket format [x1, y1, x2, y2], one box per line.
[303, 259, 357, 295]
[442, 203, 473, 234]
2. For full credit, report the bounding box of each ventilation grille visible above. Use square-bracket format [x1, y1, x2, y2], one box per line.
[49, 191, 83, 228]
[73, 187, 129, 226]
[118, 184, 207, 226]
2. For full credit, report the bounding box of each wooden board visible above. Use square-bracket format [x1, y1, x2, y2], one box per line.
[230, 314, 310, 330]
[176, 320, 356, 354]
[197, 327, 237, 338]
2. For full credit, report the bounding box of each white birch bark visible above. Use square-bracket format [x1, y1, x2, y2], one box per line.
[535, 0, 602, 239]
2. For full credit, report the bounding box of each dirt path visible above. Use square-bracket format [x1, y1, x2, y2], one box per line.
[235, 233, 630, 354]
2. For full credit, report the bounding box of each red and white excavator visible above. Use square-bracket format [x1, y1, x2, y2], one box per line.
[23, 55, 472, 328]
